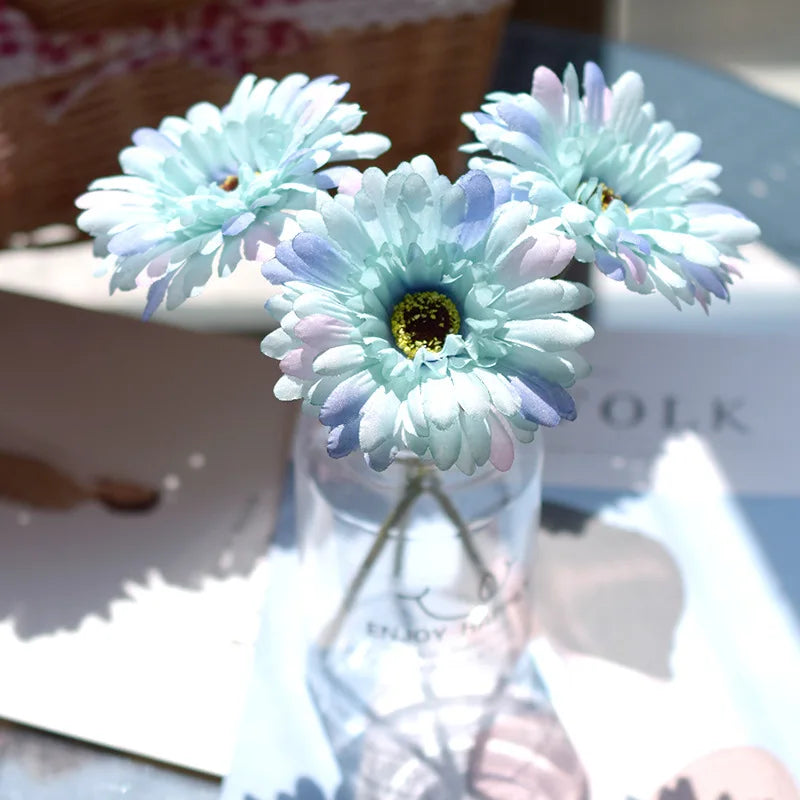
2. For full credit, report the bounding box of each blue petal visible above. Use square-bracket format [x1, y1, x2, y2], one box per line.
[460, 169, 496, 219]
[456, 170, 495, 248]
[319, 371, 374, 427]
[327, 418, 361, 459]
[274, 233, 351, 290]
[583, 62, 606, 126]
[221, 211, 255, 236]
[131, 127, 178, 155]
[470, 111, 497, 127]
[107, 225, 166, 257]
[492, 177, 512, 206]
[619, 229, 652, 256]
[510, 374, 576, 425]
[683, 260, 729, 299]
[594, 250, 626, 281]
[314, 171, 337, 190]
[496, 101, 540, 141]
[142, 273, 172, 321]
[261, 258, 295, 285]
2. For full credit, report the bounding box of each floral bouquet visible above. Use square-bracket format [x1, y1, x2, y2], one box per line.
[76, 64, 759, 796]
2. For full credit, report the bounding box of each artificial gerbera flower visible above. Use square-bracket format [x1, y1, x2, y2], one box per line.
[76, 73, 390, 317]
[261, 156, 594, 473]
[461, 62, 760, 310]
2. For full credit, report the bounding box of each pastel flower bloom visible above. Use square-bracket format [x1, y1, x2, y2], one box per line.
[76, 73, 390, 317]
[462, 62, 760, 310]
[261, 156, 594, 473]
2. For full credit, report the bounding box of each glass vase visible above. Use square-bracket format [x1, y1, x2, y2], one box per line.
[293, 412, 586, 799]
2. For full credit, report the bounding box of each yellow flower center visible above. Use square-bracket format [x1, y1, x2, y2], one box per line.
[390, 291, 461, 359]
[600, 182, 623, 210]
[219, 174, 239, 192]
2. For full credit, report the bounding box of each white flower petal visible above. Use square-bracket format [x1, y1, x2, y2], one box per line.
[422, 377, 460, 430]
[561, 202, 595, 235]
[505, 316, 595, 351]
[428, 422, 462, 471]
[473, 369, 521, 416]
[406, 384, 429, 436]
[261, 327, 295, 359]
[450, 370, 491, 418]
[610, 70, 645, 136]
[333, 132, 391, 161]
[484, 201, 534, 263]
[312, 344, 367, 375]
[520, 231, 577, 279]
[359, 387, 400, 451]
[274, 374, 306, 401]
[454, 445, 477, 476]
[321, 199, 374, 260]
[460, 412, 492, 466]
[687, 214, 760, 245]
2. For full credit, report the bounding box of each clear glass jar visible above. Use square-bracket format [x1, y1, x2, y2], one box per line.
[293, 413, 585, 799]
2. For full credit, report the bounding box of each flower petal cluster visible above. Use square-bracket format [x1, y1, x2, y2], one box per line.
[462, 62, 760, 310]
[261, 156, 594, 473]
[76, 73, 390, 317]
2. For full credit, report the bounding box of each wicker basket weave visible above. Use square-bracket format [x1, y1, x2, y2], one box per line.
[0, 2, 511, 242]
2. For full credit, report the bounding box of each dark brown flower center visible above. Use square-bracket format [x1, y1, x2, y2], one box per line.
[219, 174, 239, 192]
[600, 183, 622, 210]
[390, 291, 461, 359]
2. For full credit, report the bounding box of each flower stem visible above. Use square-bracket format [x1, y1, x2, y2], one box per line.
[427, 475, 520, 664]
[426, 481, 498, 597]
[319, 468, 426, 651]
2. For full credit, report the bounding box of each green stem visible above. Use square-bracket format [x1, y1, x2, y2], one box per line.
[426, 476, 520, 664]
[426, 481, 498, 597]
[319, 469, 425, 651]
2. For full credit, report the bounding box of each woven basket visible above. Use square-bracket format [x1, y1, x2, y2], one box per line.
[0, 2, 511, 242]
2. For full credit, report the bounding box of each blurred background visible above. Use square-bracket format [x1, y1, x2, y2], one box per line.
[516, 0, 800, 105]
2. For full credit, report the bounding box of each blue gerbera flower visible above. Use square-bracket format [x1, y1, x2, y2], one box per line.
[261, 156, 594, 473]
[462, 62, 760, 310]
[76, 73, 390, 318]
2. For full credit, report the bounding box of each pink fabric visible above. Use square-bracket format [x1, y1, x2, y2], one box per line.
[0, 1, 309, 119]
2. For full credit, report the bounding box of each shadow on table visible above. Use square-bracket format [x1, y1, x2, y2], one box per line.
[654, 745, 800, 800]
[247, 777, 351, 800]
[0, 291, 294, 640]
[538, 499, 685, 679]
